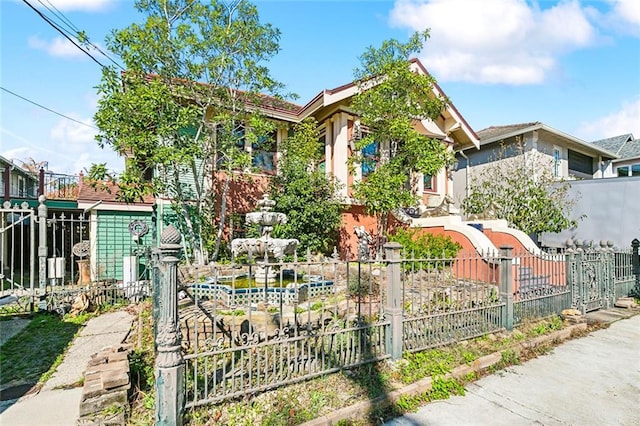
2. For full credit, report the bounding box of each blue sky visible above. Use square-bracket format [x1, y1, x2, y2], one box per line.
[1, 0, 639, 174]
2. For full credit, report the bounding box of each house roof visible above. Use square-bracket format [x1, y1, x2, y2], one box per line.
[592, 134, 640, 161]
[619, 138, 640, 160]
[298, 58, 480, 151]
[476, 121, 618, 159]
[0, 155, 39, 182]
[77, 178, 155, 206]
[477, 122, 541, 141]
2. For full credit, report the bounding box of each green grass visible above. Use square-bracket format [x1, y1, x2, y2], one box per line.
[0, 312, 83, 386]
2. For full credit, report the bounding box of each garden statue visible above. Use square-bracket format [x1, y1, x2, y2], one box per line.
[354, 226, 372, 260]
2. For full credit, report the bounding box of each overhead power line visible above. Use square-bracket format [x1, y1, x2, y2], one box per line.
[35, 0, 124, 70]
[22, 0, 108, 68]
[1, 86, 98, 130]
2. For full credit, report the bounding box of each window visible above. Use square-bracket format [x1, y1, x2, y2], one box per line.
[316, 133, 326, 173]
[617, 166, 629, 177]
[423, 174, 435, 191]
[17, 176, 25, 197]
[252, 131, 277, 174]
[361, 142, 379, 178]
[618, 164, 640, 177]
[568, 149, 593, 176]
[553, 146, 561, 178]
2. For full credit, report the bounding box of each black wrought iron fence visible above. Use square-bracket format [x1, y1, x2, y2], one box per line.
[175, 243, 589, 408]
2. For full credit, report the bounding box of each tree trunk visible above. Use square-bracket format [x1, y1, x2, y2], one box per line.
[211, 173, 231, 261]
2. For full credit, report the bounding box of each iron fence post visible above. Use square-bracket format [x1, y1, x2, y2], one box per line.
[384, 242, 403, 360]
[575, 247, 585, 314]
[632, 238, 640, 298]
[37, 195, 47, 295]
[153, 225, 184, 426]
[604, 243, 614, 308]
[499, 246, 514, 330]
[565, 249, 576, 309]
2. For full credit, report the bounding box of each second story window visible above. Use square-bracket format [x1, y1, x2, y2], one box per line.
[361, 142, 379, 178]
[252, 131, 277, 174]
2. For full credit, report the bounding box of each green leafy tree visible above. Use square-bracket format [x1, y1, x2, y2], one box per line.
[269, 118, 343, 255]
[94, 0, 290, 264]
[462, 139, 581, 236]
[350, 30, 453, 253]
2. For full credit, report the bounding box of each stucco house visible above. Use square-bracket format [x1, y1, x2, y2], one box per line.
[192, 58, 481, 256]
[591, 133, 640, 178]
[145, 58, 480, 257]
[452, 121, 619, 210]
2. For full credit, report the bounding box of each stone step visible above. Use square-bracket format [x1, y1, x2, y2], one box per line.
[614, 297, 638, 309]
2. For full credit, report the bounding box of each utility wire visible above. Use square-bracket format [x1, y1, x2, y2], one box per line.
[36, 0, 124, 70]
[1, 86, 99, 130]
[22, 0, 108, 69]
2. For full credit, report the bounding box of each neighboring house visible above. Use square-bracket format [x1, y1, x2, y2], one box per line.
[591, 133, 640, 178]
[538, 133, 640, 249]
[452, 122, 618, 209]
[76, 178, 155, 284]
[0, 155, 39, 203]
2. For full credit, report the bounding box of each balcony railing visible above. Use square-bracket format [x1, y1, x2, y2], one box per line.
[41, 172, 80, 200]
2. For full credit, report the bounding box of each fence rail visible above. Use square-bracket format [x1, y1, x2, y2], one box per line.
[174, 243, 622, 409]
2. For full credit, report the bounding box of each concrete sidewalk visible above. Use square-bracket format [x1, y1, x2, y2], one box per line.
[385, 313, 640, 426]
[0, 310, 134, 426]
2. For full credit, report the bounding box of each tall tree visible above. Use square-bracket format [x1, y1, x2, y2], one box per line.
[94, 0, 289, 264]
[462, 139, 580, 237]
[350, 30, 453, 252]
[269, 118, 343, 256]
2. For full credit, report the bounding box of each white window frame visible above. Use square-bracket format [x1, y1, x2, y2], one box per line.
[553, 145, 561, 178]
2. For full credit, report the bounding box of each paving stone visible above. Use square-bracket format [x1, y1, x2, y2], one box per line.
[102, 371, 130, 390]
[79, 389, 128, 417]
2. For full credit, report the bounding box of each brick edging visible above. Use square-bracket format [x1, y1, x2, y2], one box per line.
[78, 344, 133, 426]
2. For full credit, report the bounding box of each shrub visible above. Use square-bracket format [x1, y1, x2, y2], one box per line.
[388, 228, 462, 271]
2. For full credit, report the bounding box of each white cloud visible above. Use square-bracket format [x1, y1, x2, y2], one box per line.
[598, 0, 640, 37]
[48, 116, 124, 174]
[389, 0, 598, 84]
[577, 99, 640, 140]
[39, 0, 114, 12]
[28, 35, 87, 58]
[612, 0, 640, 26]
[50, 115, 97, 145]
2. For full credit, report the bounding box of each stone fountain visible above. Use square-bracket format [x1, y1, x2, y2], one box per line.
[230, 194, 298, 283]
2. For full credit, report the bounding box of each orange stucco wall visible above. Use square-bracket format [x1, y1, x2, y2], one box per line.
[482, 228, 566, 288]
[412, 227, 501, 286]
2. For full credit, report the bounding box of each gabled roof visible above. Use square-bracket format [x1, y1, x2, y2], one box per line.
[297, 58, 480, 151]
[592, 134, 640, 161]
[618, 138, 640, 160]
[476, 121, 618, 159]
[477, 122, 540, 141]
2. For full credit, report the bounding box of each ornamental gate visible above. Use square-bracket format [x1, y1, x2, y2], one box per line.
[0, 201, 37, 313]
[566, 239, 639, 314]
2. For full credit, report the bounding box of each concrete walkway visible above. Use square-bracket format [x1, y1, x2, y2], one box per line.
[0, 310, 134, 426]
[385, 313, 640, 426]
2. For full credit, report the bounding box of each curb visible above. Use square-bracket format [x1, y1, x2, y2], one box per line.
[302, 322, 588, 426]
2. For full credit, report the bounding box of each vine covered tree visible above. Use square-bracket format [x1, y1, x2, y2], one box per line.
[94, 0, 290, 264]
[462, 139, 581, 237]
[269, 118, 343, 256]
[350, 30, 454, 252]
